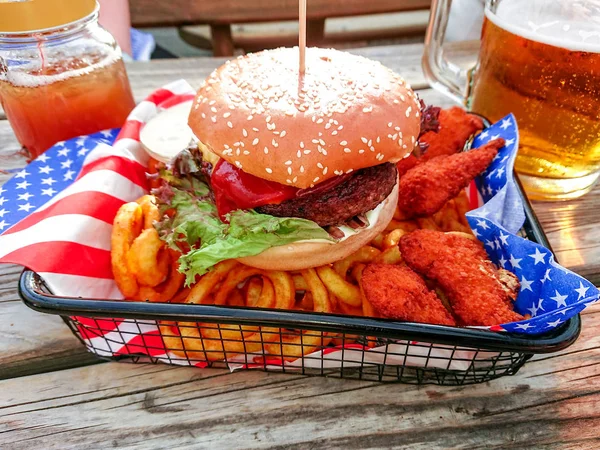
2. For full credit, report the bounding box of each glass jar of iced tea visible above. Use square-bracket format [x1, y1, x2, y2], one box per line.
[0, 0, 135, 158]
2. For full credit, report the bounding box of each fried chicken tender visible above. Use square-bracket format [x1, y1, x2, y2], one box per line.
[398, 107, 485, 178]
[398, 138, 504, 218]
[420, 107, 485, 160]
[362, 264, 457, 326]
[396, 154, 419, 178]
[399, 230, 524, 326]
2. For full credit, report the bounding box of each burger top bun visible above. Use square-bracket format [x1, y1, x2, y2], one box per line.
[188, 47, 421, 189]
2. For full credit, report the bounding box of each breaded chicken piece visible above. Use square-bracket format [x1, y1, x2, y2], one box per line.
[397, 139, 503, 218]
[399, 230, 524, 326]
[398, 107, 484, 178]
[420, 107, 485, 160]
[362, 264, 457, 326]
[396, 154, 419, 178]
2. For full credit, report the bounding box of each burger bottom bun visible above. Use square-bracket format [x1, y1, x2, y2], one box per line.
[237, 180, 399, 271]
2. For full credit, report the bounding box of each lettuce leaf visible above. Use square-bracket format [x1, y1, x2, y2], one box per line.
[155, 181, 333, 285]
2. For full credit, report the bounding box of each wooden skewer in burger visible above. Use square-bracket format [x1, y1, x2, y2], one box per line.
[299, 0, 307, 75]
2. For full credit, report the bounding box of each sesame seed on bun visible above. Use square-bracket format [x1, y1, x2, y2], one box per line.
[188, 47, 421, 189]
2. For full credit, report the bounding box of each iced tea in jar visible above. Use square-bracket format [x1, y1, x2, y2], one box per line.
[0, 0, 135, 158]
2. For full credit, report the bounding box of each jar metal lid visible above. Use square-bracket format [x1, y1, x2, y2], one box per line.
[0, 0, 97, 33]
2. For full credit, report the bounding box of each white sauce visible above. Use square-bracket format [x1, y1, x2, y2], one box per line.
[295, 198, 385, 244]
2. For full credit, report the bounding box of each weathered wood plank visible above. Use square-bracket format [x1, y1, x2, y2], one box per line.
[0, 121, 23, 185]
[179, 11, 430, 54]
[0, 265, 99, 380]
[1, 307, 599, 449]
[129, 0, 431, 27]
[531, 189, 600, 286]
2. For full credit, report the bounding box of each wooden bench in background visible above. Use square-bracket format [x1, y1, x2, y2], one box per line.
[129, 0, 432, 56]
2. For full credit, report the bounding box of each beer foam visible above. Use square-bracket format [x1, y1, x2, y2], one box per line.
[3, 52, 121, 88]
[489, 0, 600, 53]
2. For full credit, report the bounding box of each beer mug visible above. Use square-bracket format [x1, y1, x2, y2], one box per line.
[424, 0, 600, 200]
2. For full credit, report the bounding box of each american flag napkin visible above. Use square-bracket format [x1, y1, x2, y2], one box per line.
[0, 80, 194, 299]
[466, 116, 599, 333]
[0, 81, 597, 335]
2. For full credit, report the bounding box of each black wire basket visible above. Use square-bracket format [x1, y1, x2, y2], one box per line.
[18, 178, 582, 386]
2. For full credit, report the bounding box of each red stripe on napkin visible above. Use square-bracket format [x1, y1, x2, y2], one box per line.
[2, 242, 113, 279]
[3, 192, 125, 235]
[76, 155, 149, 189]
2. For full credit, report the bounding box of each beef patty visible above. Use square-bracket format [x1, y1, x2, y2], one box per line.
[256, 163, 398, 226]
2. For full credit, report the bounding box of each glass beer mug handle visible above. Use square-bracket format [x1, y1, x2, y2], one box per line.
[423, 0, 471, 105]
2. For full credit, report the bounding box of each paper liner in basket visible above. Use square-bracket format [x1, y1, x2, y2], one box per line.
[0, 80, 598, 371]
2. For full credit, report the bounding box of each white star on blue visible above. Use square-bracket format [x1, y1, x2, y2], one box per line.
[464, 114, 599, 334]
[520, 276, 534, 292]
[500, 118, 512, 130]
[38, 165, 53, 174]
[0, 128, 119, 234]
[16, 180, 31, 190]
[575, 282, 590, 300]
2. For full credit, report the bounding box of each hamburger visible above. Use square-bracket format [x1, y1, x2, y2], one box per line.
[153, 47, 424, 282]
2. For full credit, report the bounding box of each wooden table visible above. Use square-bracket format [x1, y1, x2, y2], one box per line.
[1, 43, 600, 449]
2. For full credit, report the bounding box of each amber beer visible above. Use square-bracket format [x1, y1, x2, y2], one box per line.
[469, 0, 600, 200]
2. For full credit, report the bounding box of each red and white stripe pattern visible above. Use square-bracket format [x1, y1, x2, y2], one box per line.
[0, 80, 195, 300]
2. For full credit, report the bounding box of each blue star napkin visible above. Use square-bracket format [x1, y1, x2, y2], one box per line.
[468, 114, 599, 333]
[0, 129, 120, 234]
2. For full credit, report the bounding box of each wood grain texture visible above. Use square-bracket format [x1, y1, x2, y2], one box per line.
[129, 0, 431, 27]
[532, 189, 600, 286]
[179, 17, 429, 54]
[1, 304, 600, 449]
[0, 265, 99, 380]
